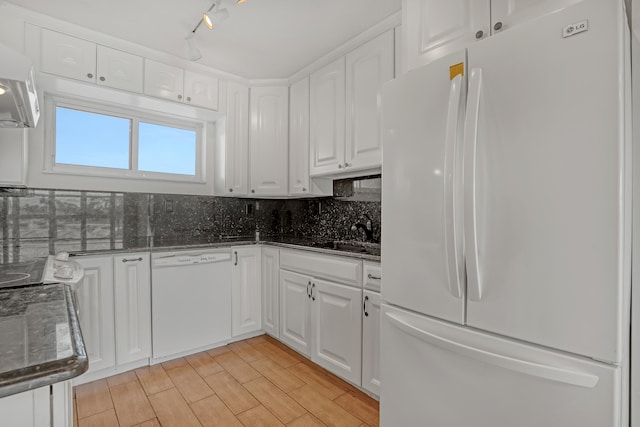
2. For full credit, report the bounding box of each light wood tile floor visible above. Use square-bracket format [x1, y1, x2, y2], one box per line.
[74, 335, 379, 427]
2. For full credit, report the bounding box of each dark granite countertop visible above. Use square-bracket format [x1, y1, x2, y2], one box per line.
[69, 236, 381, 261]
[0, 284, 88, 398]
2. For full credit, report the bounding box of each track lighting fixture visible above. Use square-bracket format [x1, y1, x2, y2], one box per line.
[193, 0, 231, 33]
[185, 0, 247, 61]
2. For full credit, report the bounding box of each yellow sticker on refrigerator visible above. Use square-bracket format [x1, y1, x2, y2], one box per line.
[450, 63, 464, 80]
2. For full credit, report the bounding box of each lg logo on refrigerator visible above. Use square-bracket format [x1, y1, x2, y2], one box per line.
[563, 20, 589, 38]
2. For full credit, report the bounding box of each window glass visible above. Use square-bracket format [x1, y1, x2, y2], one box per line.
[55, 107, 130, 169]
[138, 122, 197, 175]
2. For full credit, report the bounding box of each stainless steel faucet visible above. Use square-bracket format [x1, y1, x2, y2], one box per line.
[351, 213, 374, 242]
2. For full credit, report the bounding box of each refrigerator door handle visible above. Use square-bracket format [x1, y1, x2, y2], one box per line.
[463, 68, 483, 301]
[444, 73, 465, 300]
[385, 311, 600, 388]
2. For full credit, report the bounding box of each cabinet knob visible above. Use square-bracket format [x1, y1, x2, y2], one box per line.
[87, 73, 93, 79]
[251, 189, 255, 193]
[99, 76, 105, 82]
[229, 188, 233, 192]
[345, 162, 352, 167]
[363, 295, 369, 316]
[122, 257, 143, 263]
[186, 96, 192, 102]
[475, 30, 484, 39]
[302, 188, 307, 192]
[338, 164, 343, 169]
[493, 21, 503, 31]
[178, 94, 183, 100]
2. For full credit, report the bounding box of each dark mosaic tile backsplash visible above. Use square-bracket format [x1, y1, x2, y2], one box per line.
[0, 185, 381, 263]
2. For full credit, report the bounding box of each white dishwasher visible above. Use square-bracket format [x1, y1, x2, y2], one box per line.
[151, 249, 232, 360]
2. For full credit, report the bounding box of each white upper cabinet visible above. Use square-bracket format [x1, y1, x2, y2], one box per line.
[144, 59, 185, 102]
[402, 0, 554, 71]
[490, 0, 567, 33]
[144, 60, 219, 109]
[310, 57, 346, 175]
[0, 129, 27, 186]
[345, 30, 394, 171]
[289, 77, 311, 195]
[41, 29, 96, 83]
[95, 45, 144, 92]
[402, 0, 490, 71]
[310, 30, 394, 176]
[40, 28, 143, 92]
[220, 81, 250, 196]
[249, 86, 289, 196]
[184, 70, 219, 110]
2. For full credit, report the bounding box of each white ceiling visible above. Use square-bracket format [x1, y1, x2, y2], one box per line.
[8, 0, 401, 79]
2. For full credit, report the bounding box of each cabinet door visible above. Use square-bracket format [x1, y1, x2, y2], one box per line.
[279, 269, 312, 356]
[402, 0, 490, 71]
[0, 386, 50, 427]
[41, 29, 96, 83]
[362, 290, 381, 396]
[184, 70, 219, 110]
[310, 57, 345, 175]
[261, 247, 280, 338]
[490, 0, 565, 34]
[51, 381, 73, 427]
[289, 77, 310, 195]
[74, 255, 115, 373]
[113, 253, 151, 365]
[96, 45, 143, 93]
[144, 59, 184, 102]
[345, 30, 394, 171]
[311, 279, 362, 385]
[249, 86, 289, 196]
[224, 82, 250, 195]
[0, 129, 27, 186]
[232, 246, 262, 337]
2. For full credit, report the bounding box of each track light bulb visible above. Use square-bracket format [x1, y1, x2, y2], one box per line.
[203, 12, 213, 30]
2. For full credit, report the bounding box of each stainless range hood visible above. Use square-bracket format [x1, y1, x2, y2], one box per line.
[0, 43, 40, 128]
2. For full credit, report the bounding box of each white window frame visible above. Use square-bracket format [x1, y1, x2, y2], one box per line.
[44, 94, 205, 183]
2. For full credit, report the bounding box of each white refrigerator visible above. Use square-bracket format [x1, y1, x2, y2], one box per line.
[380, 0, 631, 425]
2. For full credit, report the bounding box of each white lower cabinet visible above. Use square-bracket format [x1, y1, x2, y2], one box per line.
[261, 247, 280, 338]
[74, 252, 151, 381]
[311, 278, 362, 385]
[113, 253, 152, 365]
[0, 386, 50, 427]
[232, 246, 262, 337]
[362, 290, 381, 396]
[0, 380, 73, 427]
[279, 249, 363, 385]
[74, 255, 116, 374]
[279, 269, 313, 356]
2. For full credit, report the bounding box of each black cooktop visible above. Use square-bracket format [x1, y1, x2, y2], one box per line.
[0, 258, 47, 289]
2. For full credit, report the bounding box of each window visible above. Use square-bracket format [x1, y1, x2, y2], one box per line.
[48, 98, 203, 182]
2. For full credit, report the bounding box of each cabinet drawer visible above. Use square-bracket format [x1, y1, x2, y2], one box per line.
[280, 249, 362, 287]
[363, 262, 381, 292]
